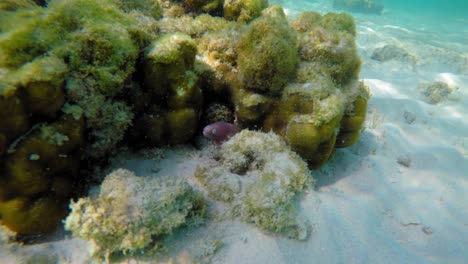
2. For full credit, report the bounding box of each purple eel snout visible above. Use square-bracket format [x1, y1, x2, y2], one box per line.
[203, 121, 239, 143]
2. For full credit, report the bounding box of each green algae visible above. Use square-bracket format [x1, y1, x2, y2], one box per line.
[0, 0, 370, 239]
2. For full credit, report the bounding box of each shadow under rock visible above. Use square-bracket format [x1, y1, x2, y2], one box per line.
[315, 130, 380, 188]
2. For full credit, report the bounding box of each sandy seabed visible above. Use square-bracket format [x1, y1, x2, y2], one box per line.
[1, 1, 467, 263]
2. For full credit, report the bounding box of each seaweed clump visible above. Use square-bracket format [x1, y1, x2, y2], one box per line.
[236, 12, 298, 96]
[223, 0, 269, 23]
[196, 130, 312, 239]
[65, 169, 205, 259]
[420, 81, 456, 104]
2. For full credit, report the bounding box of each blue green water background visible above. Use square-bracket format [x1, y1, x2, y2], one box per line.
[272, 0, 468, 18]
[272, 0, 467, 48]
[381, 0, 467, 18]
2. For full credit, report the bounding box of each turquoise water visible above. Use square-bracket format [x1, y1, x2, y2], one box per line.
[273, 0, 467, 46]
[381, 0, 468, 17]
[273, 0, 468, 18]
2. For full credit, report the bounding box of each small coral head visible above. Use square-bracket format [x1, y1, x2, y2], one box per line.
[203, 121, 239, 143]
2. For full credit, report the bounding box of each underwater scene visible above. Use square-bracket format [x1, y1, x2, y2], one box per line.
[0, 0, 466, 263]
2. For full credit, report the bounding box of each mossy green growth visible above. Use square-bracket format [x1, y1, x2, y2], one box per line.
[237, 13, 298, 95]
[223, 0, 269, 23]
[147, 34, 197, 65]
[290, 11, 322, 33]
[196, 130, 312, 240]
[157, 14, 238, 39]
[0, 0, 37, 11]
[63, 22, 137, 97]
[0, 0, 370, 237]
[0, 197, 69, 236]
[0, 112, 84, 235]
[144, 33, 197, 93]
[198, 29, 239, 69]
[233, 88, 274, 126]
[263, 80, 346, 168]
[193, 6, 368, 162]
[184, 0, 224, 15]
[170, 76, 203, 108]
[291, 11, 356, 37]
[0, 56, 66, 154]
[336, 82, 370, 148]
[0, 7, 54, 68]
[0, 0, 160, 158]
[166, 108, 199, 145]
[136, 33, 202, 146]
[114, 0, 162, 19]
[194, 26, 242, 99]
[0, 95, 30, 157]
[285, 116, 342, 168]
[299, 29, 360, 86]
[317, 12, 356, 36]
[65, 169, 205, 259]
[2, 56, 66, 116]
[237, 13, 298, 96]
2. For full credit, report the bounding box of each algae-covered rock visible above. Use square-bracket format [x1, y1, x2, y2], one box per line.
[65, 169, 205, 258]
[0, 0, 158, 158]
[420, 81, 456, 104]
[0, 0, 370, 237]
[143, 33, 197, 95]
[0, 197, 69, 236]
[297, 14, 360, 86]
[0, 0, 158, 235]
[115, 0, 162, 19]
[290, 11, 322, 33]
[0, 0, 164, 234]
[317, 12, 357, 36]
[233, 88, 274, 126]
[134, 33, 203, 146]
[0, 0, 38, 11]
[158, 13, 237, 38]
[237, 13, 298, 96]
[0, 94, 30, 156]
[196, 130, 312, 239]
[203, 103, 235, 124]
[263, 79, 346, 168]
[336, 82, 370, 148]
[0, 55, 67, 159]
[195, 6, 368, 166]
[258, 11, 368, 167]
[166, 108, 199, 144]
[224, 0, 269, 23]
[18, 57, 66, 117]
[371, 44, 415, 63]
[0, 112, 84, 235]
[184, 0, 224, 15]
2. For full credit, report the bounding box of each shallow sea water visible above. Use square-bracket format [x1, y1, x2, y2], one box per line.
[1, 0, 467, 263]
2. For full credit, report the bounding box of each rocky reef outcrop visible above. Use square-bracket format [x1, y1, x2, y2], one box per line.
[0, 0, 369, 239]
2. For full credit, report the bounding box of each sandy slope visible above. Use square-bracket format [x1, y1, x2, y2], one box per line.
[1, 1, 467, 263]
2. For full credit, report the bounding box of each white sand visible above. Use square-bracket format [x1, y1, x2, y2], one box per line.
[1, 1, 467, 263]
